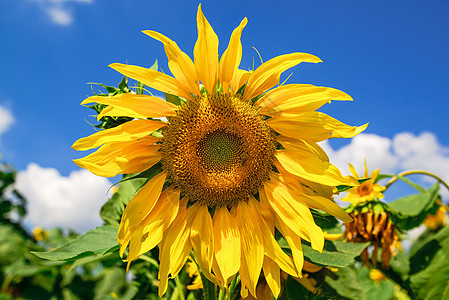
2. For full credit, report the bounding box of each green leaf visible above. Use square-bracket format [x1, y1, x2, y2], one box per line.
[409, 225, 449, 299]
[325, 265, 364, 300]
[280, 237, 368, 268]
[302, 240, 369, 268]
[388, 183, 440, 230]
[312, 210, 340, 232]
[32, 225, 119, 261]
[0, 224, 27, 264]
[118, 76, 130, 93]
[94, 267, 126, 300]
[359, 267, 395, 300]
[67, 252, 116, 273]
[285, 276, 315, 299]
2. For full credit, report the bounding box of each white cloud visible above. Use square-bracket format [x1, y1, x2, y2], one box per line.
[0, 106, 14, 137]
[16, 163, 112, 233]
[30, 0, 92, 26]
[46, 7, 72, 26]
[393, 132, 449, 184]
[323, 131, 449, 198]
[321, 133, 399, 175]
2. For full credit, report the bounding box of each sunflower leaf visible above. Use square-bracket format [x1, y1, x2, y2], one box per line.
[301, 240, 369, 268]
[31, 225, 119, 261]
[388, 183, 440, 230]
[409, 225, 449, 299]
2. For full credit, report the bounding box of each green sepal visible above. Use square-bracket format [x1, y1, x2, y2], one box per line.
[164, 93, 184, 106]
[336, 178, 371, 193]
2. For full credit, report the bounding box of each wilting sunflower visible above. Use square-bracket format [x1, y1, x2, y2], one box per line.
[342, 161, 398, 269]
[72, 4, 367, 298]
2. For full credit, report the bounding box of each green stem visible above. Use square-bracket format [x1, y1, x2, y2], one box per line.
[1, 272, 14, 293]
[385, 170, 449, 193]
[174, 276, 186, 300]
[199, 270, 216, 300]
[227, 275, 239, 300]
[139, 254, 159, 268]
[218, 287, 226, 300]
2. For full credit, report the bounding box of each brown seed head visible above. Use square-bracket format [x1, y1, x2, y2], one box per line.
[161, 93, 275, 207]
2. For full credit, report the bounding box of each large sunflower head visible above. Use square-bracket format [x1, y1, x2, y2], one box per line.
[72, 4, 367, 299]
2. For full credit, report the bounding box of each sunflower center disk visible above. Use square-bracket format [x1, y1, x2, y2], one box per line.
[161, 93, 275, 207]
[198, 130, 243, 171]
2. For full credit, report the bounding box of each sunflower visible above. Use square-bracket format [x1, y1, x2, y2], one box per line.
[72, 4, 367, 298]
[341, 159, 385, 205]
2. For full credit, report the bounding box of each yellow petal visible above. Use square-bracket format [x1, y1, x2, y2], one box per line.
[276, 135, 329, 162]
[74, 137, 161, 177]
[247, 197, 297, 277]
[262, 175, 324, 252]
[230, 69, 251, 94]
[213, 206, 241, 286]
[72, 119, 164, 151]
[143, 30, 200, 97]
[194, 4, 219, 93]
[323, 232, 343, 241]
[268, 111, 368, 142]
[243, 53, 322, 101]
[189, 204, 216, 283]
[262, 257, 281, 299]
[274, 139, 358, 187]
[256, 84, 352, 116]
[348, 163, 359, 178]
[117, 171, 167, 250]
[236, 200, 264, 297]
[81, 94, 177, 120]
[126, 187, 180, 262]
[109, 63, 191, 99]
[158, 207, 192, 297]
[219, 18, 247, 93]
[278, 222, 305, 275]
[275, 172, 352, 223]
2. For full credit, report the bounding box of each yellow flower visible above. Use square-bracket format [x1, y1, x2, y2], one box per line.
[72, 4, 366, 298]
[32, 227, 47, 242]
[341, 159, 385, 205]
[424, 206, 447, 230]
[369, 269, 386, 284]
[184, 258, 203, 290]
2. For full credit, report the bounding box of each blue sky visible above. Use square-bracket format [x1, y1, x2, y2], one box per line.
[1, 0, 448, 231]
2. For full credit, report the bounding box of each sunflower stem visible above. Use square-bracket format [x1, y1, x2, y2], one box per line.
[139, 254, 159, 268]
[384, 170, 449, 193]
[199, 270, 216, 300]
[227, 275, 239, 300]
[174, 276, 186, 300]
[218, 288, 226, 300]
